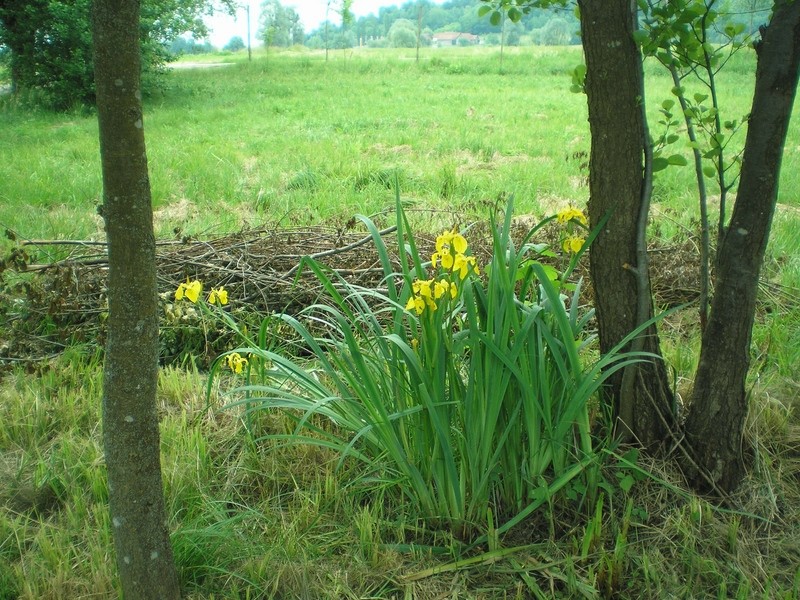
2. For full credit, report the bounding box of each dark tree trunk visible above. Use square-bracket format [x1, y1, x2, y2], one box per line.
[579, 0, 674, 447]
[685, 0, 800, 494]
[93, 0, 181, 597]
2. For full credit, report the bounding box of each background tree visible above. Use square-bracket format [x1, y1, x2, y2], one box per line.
[93, 0, 181, 596]
[224, 35, 246, 51]
[0, 0, 232, 109]
[258, 0, 302, 47]
[0, 0, 46, 93]
[534, 16, 574, 45]
[169, 35, 215, 55]
[388, 18, 418, 47]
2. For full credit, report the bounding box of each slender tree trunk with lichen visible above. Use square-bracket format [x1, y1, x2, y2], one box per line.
[684, 0, 800, 494]
[578, 0, 675, 447]
[93, 0, 181, 596]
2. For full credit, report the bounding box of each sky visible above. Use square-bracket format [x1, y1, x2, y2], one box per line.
[204, 0, 444, 48]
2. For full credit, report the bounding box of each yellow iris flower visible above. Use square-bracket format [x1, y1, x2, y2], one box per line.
[453, 254, 479, 280]
[406, 229, 478, 315]
[562, 235, 586, 254]
[175, 279, 203, 303]
[208, 287, 228, 306]
[225, 352, 248, 374]
[556, 207, 588, 227]
[432, 228, 469, 270]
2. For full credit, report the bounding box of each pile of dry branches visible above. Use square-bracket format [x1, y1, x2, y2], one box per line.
[0, 219, 728, 363]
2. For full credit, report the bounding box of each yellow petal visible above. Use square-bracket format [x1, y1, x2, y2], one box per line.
[184, 280, 202, 303]
[452, 233, 468, 254]
[436, 231, 453, 253]
[418, 280, 433, 298]
[441, 252, 454, 270]
[557, 207, 588, 227]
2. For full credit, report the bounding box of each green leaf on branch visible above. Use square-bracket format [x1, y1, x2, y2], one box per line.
[667, 154, 687, 166]
[570, 64, 587, 94]
[656, 50, 674, 66]
[703, 165, 717, 178]
[652, 157, 670, 172]
[489, 10, 502, 26]
[632, 29, 651, 46]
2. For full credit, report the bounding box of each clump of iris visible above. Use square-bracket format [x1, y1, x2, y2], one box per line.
[174, 279, 241, 371]
[175, 278, 228, 306]
[405, 228, 479, 315]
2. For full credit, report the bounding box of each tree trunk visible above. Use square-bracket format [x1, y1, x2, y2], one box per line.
[579, 0, 674, 447]
[93, 0, 181, 597]
[685, 0, 800, 494]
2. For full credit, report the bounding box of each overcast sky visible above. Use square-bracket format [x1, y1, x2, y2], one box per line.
[204, 1, 446, 47]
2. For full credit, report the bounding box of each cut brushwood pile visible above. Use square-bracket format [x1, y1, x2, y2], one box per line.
[2, 218, 782, 365]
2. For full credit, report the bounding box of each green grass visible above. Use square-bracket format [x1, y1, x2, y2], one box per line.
[3, 45, 796, 247]
[1, 45, 799, 598]
[0, 351, 798, 598]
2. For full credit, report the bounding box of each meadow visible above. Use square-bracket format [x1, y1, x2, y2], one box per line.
[0, 45, 799, 598]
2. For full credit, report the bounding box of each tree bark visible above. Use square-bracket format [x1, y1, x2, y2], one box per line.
[93, 0, 181, 597]
[685, 0, 800, 494]
[579, 0, 674, 447]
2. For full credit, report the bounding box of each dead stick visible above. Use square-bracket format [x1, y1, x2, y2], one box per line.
[283, 225, 397, 277]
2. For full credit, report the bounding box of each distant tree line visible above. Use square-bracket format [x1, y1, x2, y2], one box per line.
[169, 36, 215, 55]
[259, 0, 772, 51]
[303, 0, 581, 49]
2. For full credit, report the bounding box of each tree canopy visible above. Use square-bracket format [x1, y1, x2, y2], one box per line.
[257, 0, 303, 48]
[0, 0, 233, 109]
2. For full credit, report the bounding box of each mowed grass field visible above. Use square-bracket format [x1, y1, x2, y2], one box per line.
[2, 45, 798, 242]
[1, 46, 799, 599]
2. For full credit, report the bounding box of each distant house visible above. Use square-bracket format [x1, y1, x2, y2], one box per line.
[431, 32, 480, 47]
